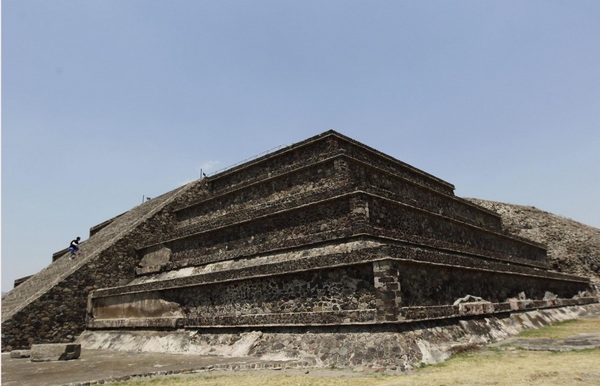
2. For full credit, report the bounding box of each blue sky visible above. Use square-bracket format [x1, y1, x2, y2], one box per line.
[2, 1, 599, 293]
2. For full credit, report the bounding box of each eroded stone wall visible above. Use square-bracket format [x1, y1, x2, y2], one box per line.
[350, 161, 501, 231]
[168, 265, 376, 317]
[395, 261, 589, 306]
[160, 196, 356, 270]
[368, 195, 548, 267]
[176, 159, 349, 227]
[88, 252, 592, 330]
[79, 304, 600, 371]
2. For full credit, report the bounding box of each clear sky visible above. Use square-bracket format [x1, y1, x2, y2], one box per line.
[2, 1, 599, 293]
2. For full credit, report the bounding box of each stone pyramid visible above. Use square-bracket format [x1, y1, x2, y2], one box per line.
[3, 131, 596, 361]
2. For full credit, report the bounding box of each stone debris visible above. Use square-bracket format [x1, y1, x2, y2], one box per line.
[9, 349, 30, 358]
[453, 294, 491, 305]
[30, 343, 81, 362]
[573, 290, 591, 299]
[518, 291, 529, 301]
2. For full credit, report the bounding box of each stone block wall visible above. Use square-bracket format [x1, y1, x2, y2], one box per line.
[79, 304, 600, 371]
[93, 264, 377, 322]
[172, 134, 343, 212]
[173, 265, 376, 317]
[176, 159, 348, 229]
[171, 131, 454, 215]
[349, 161, 501, 231]
[3, 239, 139, 351]
[87, 244, 592, 330]
[175, 158, 350, 227]
[392, 260, 588, 307]
[338, 137, 455, 195]
[135, 152, 548, 277]
[244, 303, 600, 369]
[163, 196, 355, 270]
[367, 194, 548, 267]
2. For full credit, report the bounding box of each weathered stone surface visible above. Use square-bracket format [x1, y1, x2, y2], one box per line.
[2, 130, 598, 361]
[453, 294, 489, 305]
[30, 343, 81, 361]
[78, 303, 600, 370]
[93, 292, 184, 319]
[10, 349, 30, 358]
[136, 244, 172, 275]
[465, 198, 600, 291]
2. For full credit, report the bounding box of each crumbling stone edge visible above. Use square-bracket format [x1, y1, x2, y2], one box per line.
[69, 302, 600, 385]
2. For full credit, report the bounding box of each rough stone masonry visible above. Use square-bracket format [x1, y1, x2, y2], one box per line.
[2, 130, 598, 370]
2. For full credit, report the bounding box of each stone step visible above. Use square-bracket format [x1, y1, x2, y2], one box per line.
[174, 154, 502, 238]
[136, 190, 547, 275]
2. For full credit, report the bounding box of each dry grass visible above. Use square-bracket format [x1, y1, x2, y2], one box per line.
[516, 317, 600, 339]
[108, 317, 600, 386]
[394, 347, 600, 385]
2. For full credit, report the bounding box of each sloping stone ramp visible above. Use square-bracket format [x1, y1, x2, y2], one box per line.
[1, 183, 194, 349]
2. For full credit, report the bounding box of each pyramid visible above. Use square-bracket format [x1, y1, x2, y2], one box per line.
[3, 131, 596, 364]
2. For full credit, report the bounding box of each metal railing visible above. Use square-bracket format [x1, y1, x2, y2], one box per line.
[206, 144, 289, 177]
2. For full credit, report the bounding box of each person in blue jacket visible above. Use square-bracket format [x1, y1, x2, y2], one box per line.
[69, 237, 81, 259]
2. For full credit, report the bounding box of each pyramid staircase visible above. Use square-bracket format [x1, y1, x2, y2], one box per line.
[1, 184, 191, 349]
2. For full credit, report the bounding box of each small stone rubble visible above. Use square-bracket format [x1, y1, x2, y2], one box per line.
[9, 349, 30, 358]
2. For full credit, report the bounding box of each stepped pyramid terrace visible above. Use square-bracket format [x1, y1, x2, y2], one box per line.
[2, 130, 597, 369]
